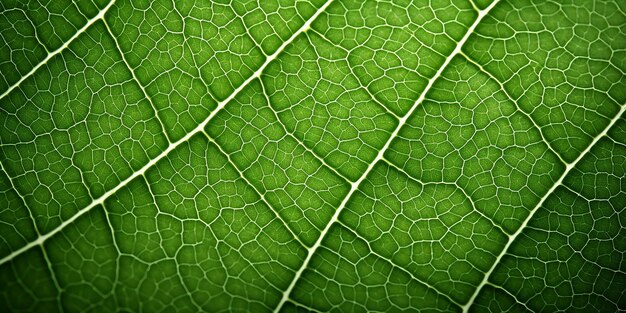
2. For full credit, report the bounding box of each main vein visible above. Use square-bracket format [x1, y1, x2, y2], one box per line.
[0, 0, 336, 267]
[273, 1, 501, 311]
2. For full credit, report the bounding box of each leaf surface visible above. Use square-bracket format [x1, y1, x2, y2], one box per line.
[0, 0, 624, 312]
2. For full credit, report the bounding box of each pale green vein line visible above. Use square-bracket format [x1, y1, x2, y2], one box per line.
[459, 51, 567, 166]
[286, 299, 324, 313]
[335, 220, 464, 308]
[485, 281, 533, 311]
[102, 18, 172, 144]
[100, 202, 122, 309]
[0, 160, 40, 238]
[139, 175, 204, 312]
[0, 162, 63, 311]
[380, 157, 509, 237]
[606, 135, 626, 150]
[0, 0, 337, 267]
[468, 0, 481, 13]
[561, 183, 594, 202]
[273, 1, 501, 311]
[257, 78, 353, 183]
[200, 130, 308, 250]
[39, 244, 64, 313]
[0, 0, 116, 102]
[462, 102, 626, 312]
[308, 28, 402, 120]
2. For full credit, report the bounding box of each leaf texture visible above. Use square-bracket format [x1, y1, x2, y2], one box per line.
[0, 0, 624, 312]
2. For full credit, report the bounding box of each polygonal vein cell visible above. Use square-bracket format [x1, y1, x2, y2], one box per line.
[311, 0, 478, 116]
[0, 0, 111, 95]
[104, 0, 329, 141]
[0, 164, 37, 258]
[206, 79, 350, 247]
[287, 225, 461, 312]
[462, 0, 626, 162]
[262, 31, 398, 182]
[0, 0, 625, 311]
[472, 116, 626, 312]
[0, 22, 168, 235]
[340, 162, 508, 304]
[385, 56, 565, 234]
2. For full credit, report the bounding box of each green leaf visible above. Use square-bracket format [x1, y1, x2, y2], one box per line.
[0, 0, 624, 312]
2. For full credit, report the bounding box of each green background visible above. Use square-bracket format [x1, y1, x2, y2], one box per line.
[0, 0, 624, 311]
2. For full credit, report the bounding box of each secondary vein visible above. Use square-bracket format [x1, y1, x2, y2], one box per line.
[0, 0, 117, 102]
[273, 1, 502, 311]
[0, 0, 337, 267]
[462, 101, 626, 312]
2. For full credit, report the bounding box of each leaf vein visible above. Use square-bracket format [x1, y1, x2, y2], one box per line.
[462, 101, 626, 311]
[273, 1, 502, 311]
[0, 0, 117, 102]
[0, 0, 337, 267]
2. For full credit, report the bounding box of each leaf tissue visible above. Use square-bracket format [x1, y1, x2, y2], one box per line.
[0, 0, 624, 312]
